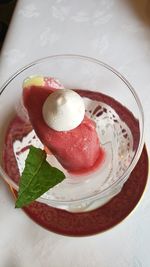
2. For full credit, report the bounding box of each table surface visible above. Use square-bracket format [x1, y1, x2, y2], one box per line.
[0, 0, 150, 266]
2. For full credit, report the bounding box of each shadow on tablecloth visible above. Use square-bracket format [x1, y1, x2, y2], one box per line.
[0, 0, 17, 50]
[126, 0, 150, 25]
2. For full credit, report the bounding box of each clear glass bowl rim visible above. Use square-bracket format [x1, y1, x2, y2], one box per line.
[0, 54, 144, 206]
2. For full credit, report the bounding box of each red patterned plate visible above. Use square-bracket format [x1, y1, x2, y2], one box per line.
[3, 91, 148, 236]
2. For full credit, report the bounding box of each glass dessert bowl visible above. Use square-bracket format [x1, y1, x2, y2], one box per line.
[0, 55, 144, 212]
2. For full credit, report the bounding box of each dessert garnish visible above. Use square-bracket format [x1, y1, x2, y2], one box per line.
[15, 146, 65, 208]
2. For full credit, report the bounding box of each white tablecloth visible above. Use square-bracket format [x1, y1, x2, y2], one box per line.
[0, 0, 150, 266]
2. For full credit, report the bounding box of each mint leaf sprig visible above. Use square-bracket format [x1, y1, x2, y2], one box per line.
[15, 146, 65, 208]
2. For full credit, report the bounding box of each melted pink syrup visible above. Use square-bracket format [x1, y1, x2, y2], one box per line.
[3, 89, 139, 184]
[69, 148, 105, 175]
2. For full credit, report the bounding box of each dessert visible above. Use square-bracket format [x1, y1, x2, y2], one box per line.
[2, 74, 137, 210]
[0, 53, 143, 215]
[23, 76, 104, 173]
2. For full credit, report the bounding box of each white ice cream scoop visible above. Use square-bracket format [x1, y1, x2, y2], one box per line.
[42, 89, 85, 131]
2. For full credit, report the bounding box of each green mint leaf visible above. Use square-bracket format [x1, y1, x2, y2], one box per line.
[15, 146, 65, 208]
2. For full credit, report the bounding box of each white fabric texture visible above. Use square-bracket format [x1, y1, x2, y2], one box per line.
[0, 0, 150, 266]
